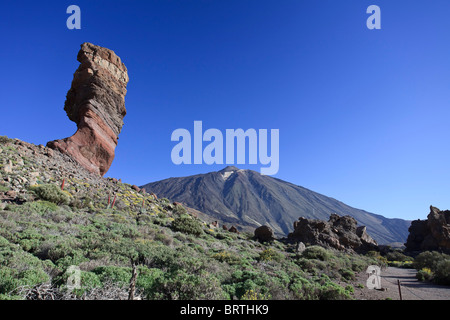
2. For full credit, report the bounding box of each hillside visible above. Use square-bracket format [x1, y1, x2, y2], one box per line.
[142, 166, 410, 244]
[0, 136, 387, 300]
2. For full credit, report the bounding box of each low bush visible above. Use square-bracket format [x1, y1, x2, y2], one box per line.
[0, 136, 11, 144]
[319, 282, 353, 300]
[433, 259, 450, 285]
[413, 251, 446, 271]
[92, 266, 132, 287]
[339, 268, 355, 281]
[258, 248, 284, 262]
[385, 250, 412, 262]
[148, 269, 224, 300]
[413, 251, 450, 285]
[29, 184, 70, 205]
[6, 201, 59, 215]
[211, 251, 241, 265]
[416, 268, 433, 281]
[302, 246, 333, 261]
[171, 215, 203, 237]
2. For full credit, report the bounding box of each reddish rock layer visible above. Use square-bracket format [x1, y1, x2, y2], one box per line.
[47, 42, 129, 176]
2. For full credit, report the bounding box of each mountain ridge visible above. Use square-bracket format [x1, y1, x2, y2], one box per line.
[142, 167, 411, 245]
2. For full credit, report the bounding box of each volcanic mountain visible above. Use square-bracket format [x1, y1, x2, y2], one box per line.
[141, 166, 410, 245]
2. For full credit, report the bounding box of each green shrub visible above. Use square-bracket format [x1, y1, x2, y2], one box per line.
[6, 200, 58, 215]
[172, 204, 187, 215]
[17, 268, 49, 288]
[339, 268, 355, 281]
[54, 269, 102, 297]
[154, 232, 173, 246]
[344, 285, 354, 294]
[388, 260, 414, 268]
[385, 250, 412, 262]
[289, 277, 319, 300]
[258, 248, 284, 262]
[350, 256, 370, 272]
[47, 240, 88, 268]
[413, 251, 443, 270]
[412, 251, 450, 285]
[29, 184, 70, 205]
[171, 215, 203, 236]
[240, 289, 269, 300]
[366, 251, 388, 267]
[92, 266, 131, 287]
[434, 260, 450, 285]
[149, 269, 224, 300]
[74, 271, 102, 296]
[0, 136, 11, 144]
[416, 268, 433, 281]
[302, 246, 332, 261]
[211, 251, 241, 264]
[318, 281, 352, 300]
[0, 267, 49, 295]
[0, 268, 20, 294]
[136, 267, 165, 298]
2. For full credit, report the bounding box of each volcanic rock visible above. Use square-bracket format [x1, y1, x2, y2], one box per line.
[47, 42, 129, 176]
[228, 226, 239, 233]
[254, 225, 275, 242]
[405, 206, 450, 253]
[288, 214, 378, 253]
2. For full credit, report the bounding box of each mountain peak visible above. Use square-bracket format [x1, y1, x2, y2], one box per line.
[219, 166, 240, 181]
[142, 168, 411, 244]
[219, 166, 239, 173]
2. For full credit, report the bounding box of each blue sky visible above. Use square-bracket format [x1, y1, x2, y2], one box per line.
[1, 1, 449, 220]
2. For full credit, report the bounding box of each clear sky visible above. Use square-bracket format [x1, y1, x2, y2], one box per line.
[1, 1, 449, 221]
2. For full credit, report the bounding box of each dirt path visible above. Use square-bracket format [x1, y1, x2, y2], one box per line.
[353, 267, 450, 300]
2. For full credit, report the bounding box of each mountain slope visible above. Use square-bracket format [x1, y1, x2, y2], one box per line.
[142, 166, 410, 244]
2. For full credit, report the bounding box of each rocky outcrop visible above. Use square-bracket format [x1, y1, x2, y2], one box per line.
[254, 225, 275, 242]
[288, 214, 378, 253]
[228, 226, 239, 234]
[47, 42, 129, 176]
[405, 206, 450, 253]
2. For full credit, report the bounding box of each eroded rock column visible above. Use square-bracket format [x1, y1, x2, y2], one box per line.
[47, 42, 129, 176]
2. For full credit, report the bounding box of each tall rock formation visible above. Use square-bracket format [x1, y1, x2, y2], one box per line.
[405, 206, 450, 253]
[47, 42, 129, 176]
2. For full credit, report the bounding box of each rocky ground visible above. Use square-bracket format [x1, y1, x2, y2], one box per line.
[0, 136, 158, 215]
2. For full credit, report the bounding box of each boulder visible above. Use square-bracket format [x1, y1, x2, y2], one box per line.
[5, 190, 17, 198]
[295, 241, 306, 254]
[47, 43, 129, 176]
[254, 225, 275, 242]
[3, 160, 13, 173]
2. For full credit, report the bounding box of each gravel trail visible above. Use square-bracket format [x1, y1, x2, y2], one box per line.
[354, 267, 450, 300]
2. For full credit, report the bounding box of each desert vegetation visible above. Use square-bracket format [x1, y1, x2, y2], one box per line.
[0, 178, 386, 300]
[2, 138, 448, 301]
[413, 251, 450, 285]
